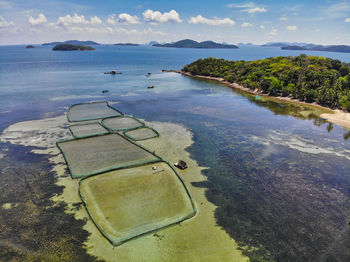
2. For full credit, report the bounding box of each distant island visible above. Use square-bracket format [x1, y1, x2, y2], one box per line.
[153, 39, 238, 49]
[26, 45, 34, 48]
[238, 43, 255, 46]
[114, 43, 139, 46]
[180, 55, 350, 111]
[148, 41, 159, 45]
[43, 40, 100, 46]
[261, 42, 308, 48]
[282, 44, 350, 53]
[52, 44, 95, 51]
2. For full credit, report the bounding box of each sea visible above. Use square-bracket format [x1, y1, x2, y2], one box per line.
[1, 45, 350, 261]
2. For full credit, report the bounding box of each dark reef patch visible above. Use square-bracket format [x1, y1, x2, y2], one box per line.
[0, 142, 101, 261]
[187, 118, 350, 262]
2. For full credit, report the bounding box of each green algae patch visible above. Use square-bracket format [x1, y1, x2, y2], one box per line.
[123, 127, 159, 141]
[69, 122, 109, 139]
[56, 134, 160, 178]
[101, 115, 144, 132]
[1, 203, 18, 210]
[79, 162, 196, 246]
[67, 101, 123, 122]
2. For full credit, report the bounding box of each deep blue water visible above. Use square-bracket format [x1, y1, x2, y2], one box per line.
[1, 45, 350, 260]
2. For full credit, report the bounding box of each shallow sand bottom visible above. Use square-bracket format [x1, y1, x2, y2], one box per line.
[321, 109, 350, 130]
[0, 116, 248, 262]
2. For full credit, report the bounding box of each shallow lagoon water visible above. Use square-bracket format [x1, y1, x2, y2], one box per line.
[1, 45, 350, 261]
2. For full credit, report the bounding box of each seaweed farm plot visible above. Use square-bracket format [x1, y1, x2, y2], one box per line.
[79, 162, 196, 246]
[102, 116, 144, 132]
[69, 122, 109, 138]
[67, 101, 123, 122]
[57, 134, 160, 178]
[56, 101, 196, 246]
[124, 127, 159, 141]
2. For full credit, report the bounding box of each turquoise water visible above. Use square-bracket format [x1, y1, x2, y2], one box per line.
[1, 45, 350, 261]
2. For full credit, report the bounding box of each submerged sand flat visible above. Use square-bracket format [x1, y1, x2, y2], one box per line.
[0, 115, 248, 262]
[80, 162, 195, 246]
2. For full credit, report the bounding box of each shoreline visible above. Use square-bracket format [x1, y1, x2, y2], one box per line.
[163, 69, 350, 129]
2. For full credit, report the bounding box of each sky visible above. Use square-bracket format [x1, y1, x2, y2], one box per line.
[0, 0, 349, 45]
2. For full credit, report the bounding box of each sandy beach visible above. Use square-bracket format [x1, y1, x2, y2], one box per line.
[164, 70, 350, 130]
[0, 115, 248, 262]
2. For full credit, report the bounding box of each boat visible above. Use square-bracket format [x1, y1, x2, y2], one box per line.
[104, 70, 122, 75]
[174, 160, 188, 170]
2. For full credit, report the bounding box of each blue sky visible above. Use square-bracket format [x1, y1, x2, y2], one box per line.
[0, 0, 349, 45]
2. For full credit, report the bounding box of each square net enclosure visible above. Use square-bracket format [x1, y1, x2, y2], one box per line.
[57, 134, 160, 178]
[123, 127, 159, 141]
[102, 116, 144, 132]
[67, 101, 122, 122]
[69, 122, 109, 138]
[79, 162, 196, 246]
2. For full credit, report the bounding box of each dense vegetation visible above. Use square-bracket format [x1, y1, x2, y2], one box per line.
[183, 55, 350, 110]
[52, 44, 95, 51]
[154, 39, 238, 49]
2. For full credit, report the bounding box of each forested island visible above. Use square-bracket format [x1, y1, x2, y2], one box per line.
[182, 55, 350, 110]
[52, 44, 95, 51]
[153, 39, 238, 49]
[282, 44, 350, 53]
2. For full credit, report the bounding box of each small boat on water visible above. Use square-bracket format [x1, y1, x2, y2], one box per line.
[104, 70, 122, 75]
[145, 72, 152, 77]
[102, 90, 109, 93]
[147, 86, 154, 89]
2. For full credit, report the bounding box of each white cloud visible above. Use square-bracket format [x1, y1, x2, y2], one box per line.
[279, 16, 288, 21]
[56, 14, 103, 27]
[106, 14, 116, 25]
[28, 13, 47, 26]
[269, 28, 277, 36]
[241, 22, 252, 27]
[345, 18, 350, 22]
[57, 14, 89, 27]
[0, 15, 14, 28]
[118, 13, 140, 25]
[248, 7, 267, 13]
[143, 27, 167, 36]
[286, 25, 298, 31]
[323, 2, 350, 19]
[143, 9, 182, 24]
[90, 16, 102, 25]
[227, 3, 267, 13]
[189, 15, 235, 26]
[259, 25, 265, 30]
